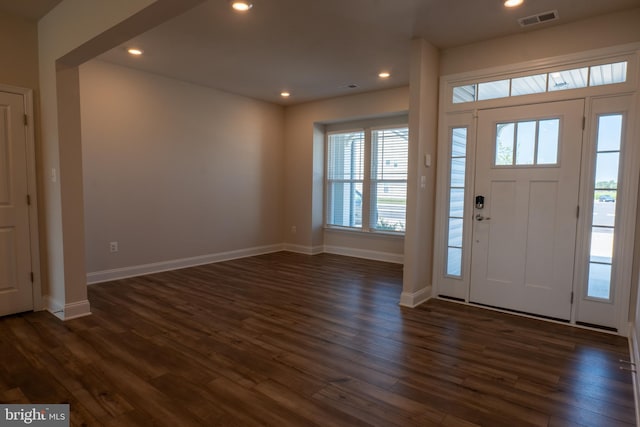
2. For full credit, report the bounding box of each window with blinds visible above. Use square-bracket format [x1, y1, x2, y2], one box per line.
[326, 125, 408, 233]
[326, 131, 365, 229]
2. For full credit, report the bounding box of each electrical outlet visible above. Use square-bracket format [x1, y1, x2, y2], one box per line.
[109, 241, 119, 253]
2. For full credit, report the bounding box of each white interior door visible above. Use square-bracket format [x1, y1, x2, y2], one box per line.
[0, 91, 33, 316]
[470, 99, 584, 320]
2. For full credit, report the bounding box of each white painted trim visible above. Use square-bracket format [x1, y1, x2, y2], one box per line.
[323, 245, 403, 264]
[87, 244, 284, 284]
[23, 90, 43, 311]
[45, 297, 63, 318]
[628, 323, 640, 427]
[45, 297, 91, 321]
[0, 83, 32, 95]
[88, 242, 403, 285]
[282, 244, 324, 255]
[399, 286, 432, 308]
[443, 42, 640, 88]
[59, 300, 91, 320]
[0, 85, 43, 312]
[441, 45, 640, 118]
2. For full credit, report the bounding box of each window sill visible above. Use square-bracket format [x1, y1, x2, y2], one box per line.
[324, 226, 405, 239]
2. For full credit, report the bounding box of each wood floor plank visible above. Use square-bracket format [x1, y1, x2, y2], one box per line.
[0, 252, 634, 426]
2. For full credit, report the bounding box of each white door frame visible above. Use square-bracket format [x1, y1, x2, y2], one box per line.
[433, 45, 640, 335]
[0, 83, 42, 312]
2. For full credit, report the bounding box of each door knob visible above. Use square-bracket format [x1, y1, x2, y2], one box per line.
[475, 214, 491, 221]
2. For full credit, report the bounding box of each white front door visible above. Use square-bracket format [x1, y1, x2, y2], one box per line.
[470, 99, 584, 320]
[0, 91, 33, 316]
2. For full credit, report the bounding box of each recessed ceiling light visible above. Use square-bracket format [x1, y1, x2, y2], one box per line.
[504, 0, 523, 7]
[231, 1, 253, 11]
[127, 48, 143, 56]
[378, 72, 391, 79]
[280, 92, 291, 98]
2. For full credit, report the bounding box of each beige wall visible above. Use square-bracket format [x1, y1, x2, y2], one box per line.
[0, 12, 39, 89]
[283, 87, 410, 254]
[80, 60, 284, 273]
[401, 39, 439, 306]
[441, 8, 640, 76]
[37, 0, 204, 318]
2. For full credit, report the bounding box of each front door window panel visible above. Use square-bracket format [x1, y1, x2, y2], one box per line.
[495, 118, 560, 167]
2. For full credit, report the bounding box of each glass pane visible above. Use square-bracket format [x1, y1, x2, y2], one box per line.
[327, 182, 363, 228]
[451, 128, 467, 157]
[548, 67, 588, 91]
[371, 182, 406, 232]
[495, 123, 515, 165]
[537, 119, 559, 165]
[588, 262, 612, 300]
[453, 85, 475, 103]
[593, 189, 618, 204]
[449, 188, 465, 218]
[372, 128, 408, 180]
[448, 218, 463, 247]
[597, 115, 623, 152]
[590, 62, 627, 87]
[478, 79, 510, 101]
[511, 74, 547, 96]
[592, 191, 616, 226]
[450, 158, 466, 187]
[327, 132, 364, 180]
[446, 247, 462, 277]
[515, 121, 536, 165]
[590, 226, 614, 264]
[594, 152, 619, 189]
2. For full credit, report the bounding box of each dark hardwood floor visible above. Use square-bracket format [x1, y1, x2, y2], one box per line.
[0, 252, 635, 426]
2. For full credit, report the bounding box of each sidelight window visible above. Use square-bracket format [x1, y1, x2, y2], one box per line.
[587, 114, 623, 300]
[445, 127, 467, 277]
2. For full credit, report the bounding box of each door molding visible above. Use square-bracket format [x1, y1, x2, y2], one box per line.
[433, 45, 640, 335]
[0, 84, 42, 312]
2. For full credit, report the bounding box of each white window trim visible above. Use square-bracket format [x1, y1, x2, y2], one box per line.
[324, 122, 409, 235]
[442, 45, 639, 112]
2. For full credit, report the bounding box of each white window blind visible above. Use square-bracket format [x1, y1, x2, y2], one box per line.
[326, 125, 408, 233]
[370, 128, 408, 232]
[326, 131, 365, 228]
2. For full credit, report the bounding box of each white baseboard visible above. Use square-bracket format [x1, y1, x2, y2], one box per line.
[87, 244, 285, 284]
[399, 286, 432, 308]
[282, 244, 324, 255]
[46, 297, 91, 321]
[628, 323, 640, 427]
[323, 245, 403, 264]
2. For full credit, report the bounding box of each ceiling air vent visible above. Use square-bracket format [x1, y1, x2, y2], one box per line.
[518, 10, 559, 27]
